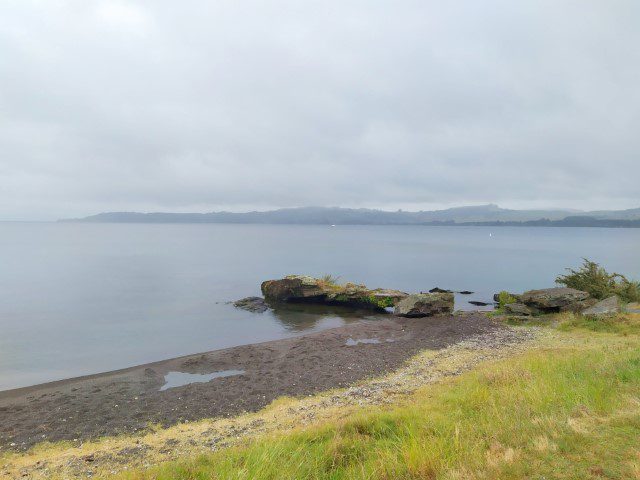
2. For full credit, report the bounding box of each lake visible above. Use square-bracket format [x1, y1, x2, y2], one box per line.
[1, 222, 639, 391]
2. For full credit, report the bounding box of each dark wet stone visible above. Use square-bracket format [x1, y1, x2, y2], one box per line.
[428, 287, 452, 293]
[233, 297, 270, 313]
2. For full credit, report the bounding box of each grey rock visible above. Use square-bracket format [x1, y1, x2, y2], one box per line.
[520, 287, 590, 313]
[394, 293, 454, 318]
[233, 296, 270, 313]
[504, 303, 533, 316]
[581, 296, 621, 316]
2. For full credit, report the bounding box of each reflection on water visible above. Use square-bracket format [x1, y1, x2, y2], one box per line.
[160, 369, 244, 391]
[268, 303, 387, 331]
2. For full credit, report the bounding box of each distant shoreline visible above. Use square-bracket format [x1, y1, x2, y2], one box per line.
[59, 219, 640, 228]
[58, 205, 640, 227]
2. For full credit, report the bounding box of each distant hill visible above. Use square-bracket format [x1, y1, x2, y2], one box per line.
[60, 205, 640, 227]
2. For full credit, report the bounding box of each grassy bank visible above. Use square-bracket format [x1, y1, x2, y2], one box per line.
[117, 314, 640, 480]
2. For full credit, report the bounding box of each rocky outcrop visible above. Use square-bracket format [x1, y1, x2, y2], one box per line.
[233, 296, 270, 313]
[581, 296, 621, 316]
[394, 293, 454, 317]
[260, 275, 408, 310]
[520, 287, 591, 313]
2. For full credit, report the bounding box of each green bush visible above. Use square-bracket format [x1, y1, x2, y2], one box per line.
[496, 291, 518, 308]
[556, 259, 640, 303]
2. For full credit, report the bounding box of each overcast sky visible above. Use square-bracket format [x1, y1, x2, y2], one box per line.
[1, 1, 639, 220]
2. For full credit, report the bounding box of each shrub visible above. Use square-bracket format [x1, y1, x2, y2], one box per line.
[556, 259, 640, 303]
[496, 291, 518, 308]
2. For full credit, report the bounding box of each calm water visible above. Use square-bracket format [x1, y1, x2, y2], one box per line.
[1, 223, 639, 391]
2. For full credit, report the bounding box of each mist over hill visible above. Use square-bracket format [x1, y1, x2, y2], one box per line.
[61, 204, 640, 227]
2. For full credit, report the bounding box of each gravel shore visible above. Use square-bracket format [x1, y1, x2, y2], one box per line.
[1, 312, 519, 451]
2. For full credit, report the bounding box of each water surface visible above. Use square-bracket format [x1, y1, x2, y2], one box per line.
[1, 223, 638, 390]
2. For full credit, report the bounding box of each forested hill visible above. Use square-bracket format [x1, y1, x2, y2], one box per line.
[61, 205, 640, 227]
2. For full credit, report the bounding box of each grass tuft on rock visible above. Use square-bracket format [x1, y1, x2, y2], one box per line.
[319, 274, 341, 287]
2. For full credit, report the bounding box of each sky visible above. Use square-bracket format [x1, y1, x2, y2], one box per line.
[1, 1, 639, 220]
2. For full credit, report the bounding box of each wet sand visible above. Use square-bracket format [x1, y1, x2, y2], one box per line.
[1, 313, 506, 450]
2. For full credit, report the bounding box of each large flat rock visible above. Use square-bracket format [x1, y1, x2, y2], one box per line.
[261, 275, 408, 310]
[520, 287, 591, 312]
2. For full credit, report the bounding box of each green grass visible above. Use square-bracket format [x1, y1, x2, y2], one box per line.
[120, 316, 640, 480]
[557, 312, 640, 335]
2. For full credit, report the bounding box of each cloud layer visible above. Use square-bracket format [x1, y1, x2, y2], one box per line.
[1, 0, 639, 219]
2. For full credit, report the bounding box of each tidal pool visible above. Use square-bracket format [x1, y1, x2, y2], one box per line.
[160, 369, 244, 391]
[345, 338, 381, 346]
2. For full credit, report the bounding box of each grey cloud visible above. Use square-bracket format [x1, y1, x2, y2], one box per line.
[1, 0, 639, 219]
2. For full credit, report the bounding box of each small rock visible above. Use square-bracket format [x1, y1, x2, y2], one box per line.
[468, 301, 491, 306]
[428, 287, 452, 294]
[582, 296, 621, 316]
[458, 290, 474, 295]
[504, 303, 533, 316]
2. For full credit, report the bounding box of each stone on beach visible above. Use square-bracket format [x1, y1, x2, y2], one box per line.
[394, 293, 454, 317]
[260, 275, 408, 310]
[581, 296, 621, 316]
